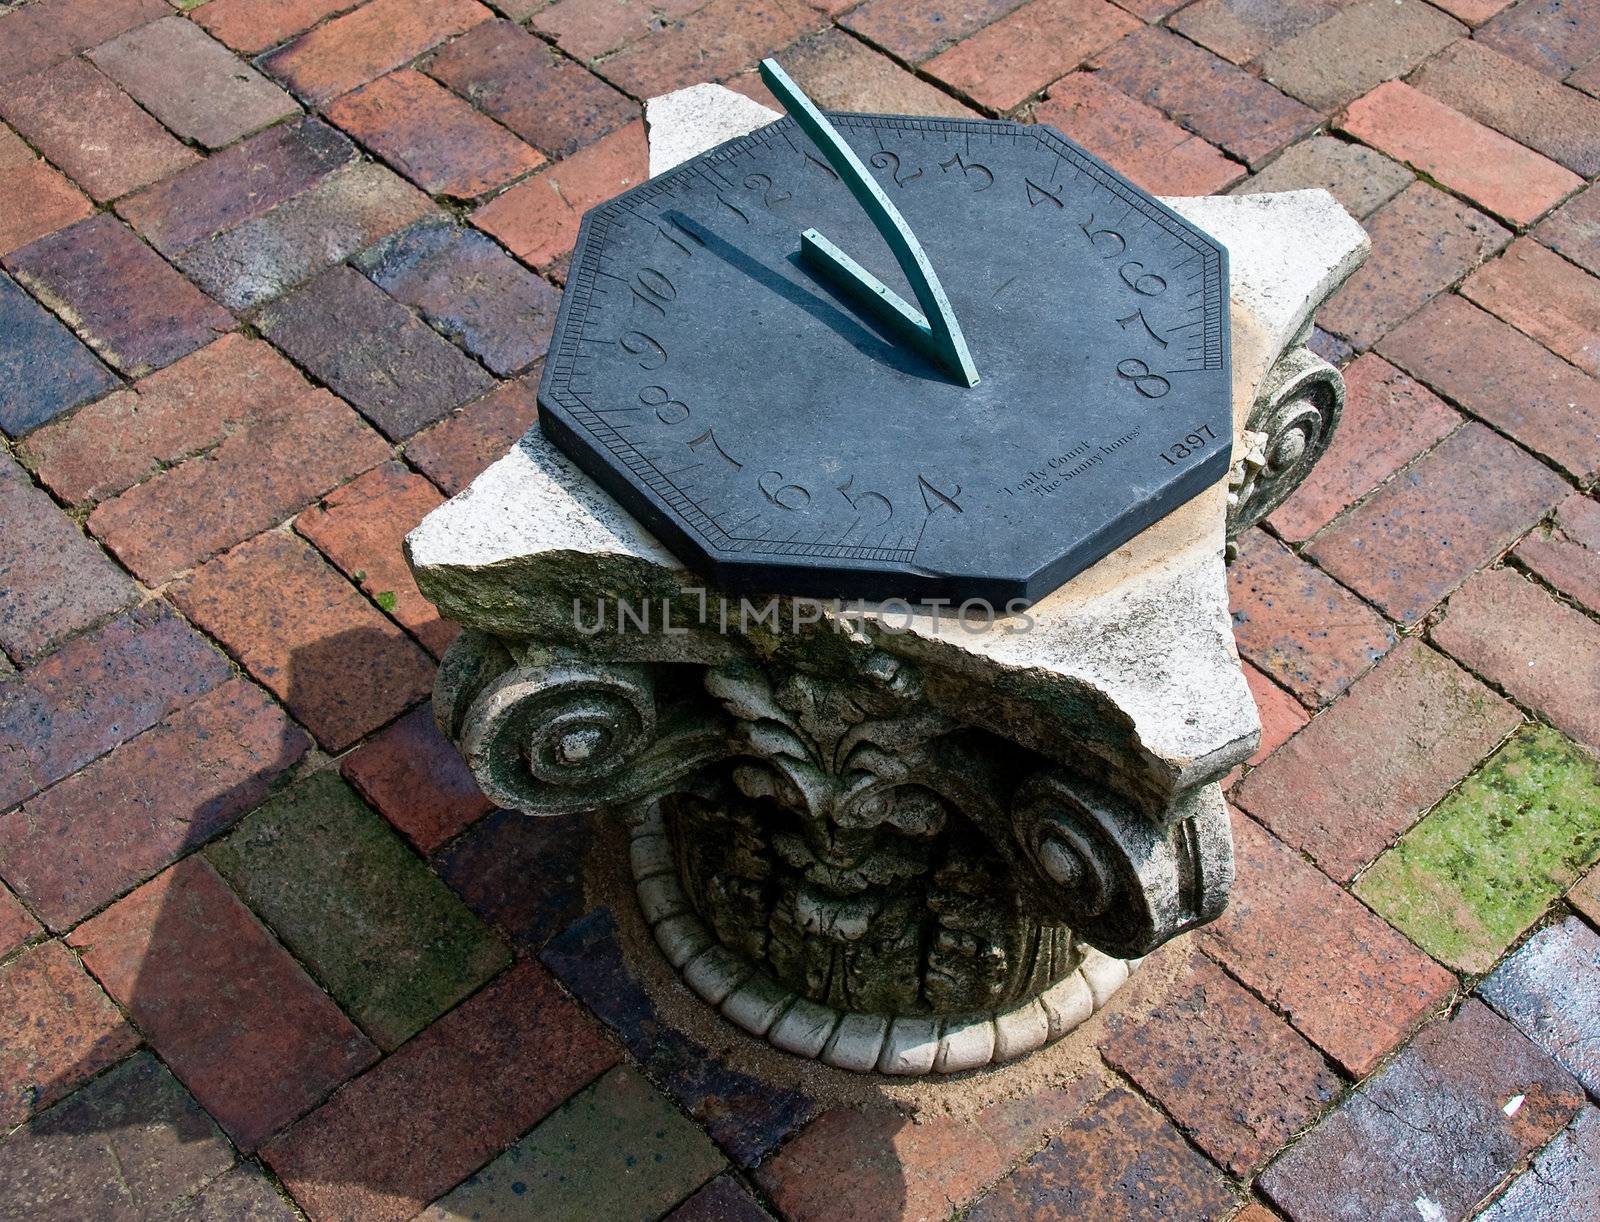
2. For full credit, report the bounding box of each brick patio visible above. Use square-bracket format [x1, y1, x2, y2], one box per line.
[1, 0, 1599, 1217]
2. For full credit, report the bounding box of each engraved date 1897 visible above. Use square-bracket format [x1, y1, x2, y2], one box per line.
[1157, 422, 1216, 466]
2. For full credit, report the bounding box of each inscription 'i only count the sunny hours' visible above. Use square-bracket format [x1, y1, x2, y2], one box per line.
[537, 62, 1231, 606]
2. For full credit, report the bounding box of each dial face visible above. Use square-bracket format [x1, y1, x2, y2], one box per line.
[538, 115, 1231, 605]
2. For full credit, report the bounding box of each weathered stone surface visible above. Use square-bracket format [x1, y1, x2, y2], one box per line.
[0, 1052, 234, 1222]
[1355, 726, 1600, 973]
[343, 704, 494, 854]
[253, 265, 495, 440]
[0, 455, 136, 663]
[1100, 955, 1340, 1175]
[0, 678, 309, 931]
[209, 771, 510, 1050]
[0, 272, 118, 438]
[89, 17, 297, 150]
[1201, 812, 1457, 1076]
[1481, 917, 1600, 1097]
[356, 219, 559, 376]
[175, 162, 435, 313]
[0, 940, 138, 1128]
[69, 857, 379, 1150]
[646, 84, 789, 178]
[418, 1066, 726, 1221]
[968, 1087, 1237, 1221]
[1232, 135, 1412, 220]
[1477, 1107, 1600, 1221]
[261, 961, 619, 1222]
[1259, 1001, 1583, 1222]
[6, 214, 233, 378]
[1236, 638, 1520, 881]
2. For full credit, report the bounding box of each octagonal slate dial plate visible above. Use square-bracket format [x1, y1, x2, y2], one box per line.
[537, 114, 1231, 606]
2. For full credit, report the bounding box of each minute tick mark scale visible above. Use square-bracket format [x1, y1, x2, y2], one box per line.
[537, 62, 1232, 605]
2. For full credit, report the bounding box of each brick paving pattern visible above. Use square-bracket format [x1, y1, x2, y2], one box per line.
[1, 0, 1600, 1217]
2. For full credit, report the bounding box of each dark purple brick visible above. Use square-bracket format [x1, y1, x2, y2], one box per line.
[435, 808, 589, 950]
[541, 907, 818, 1166]
[0, 604, 232, 813]
[355, 219, 559, 376]
[1259, 1000, 1583, 1222]
[0, 272, 117, 437]
[668, 1174, 777, 1221]
[1478, 1107, 1600, 1221]
[4, 215, 232, 378]
[1480, 917, 1600, 1099]
[252, 264, 495, 440]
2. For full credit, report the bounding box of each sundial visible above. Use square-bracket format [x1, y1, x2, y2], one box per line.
[538, 61, 1231, 605]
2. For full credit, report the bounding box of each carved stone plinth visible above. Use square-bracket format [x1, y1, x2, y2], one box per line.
[406, 86, 1369, 1075]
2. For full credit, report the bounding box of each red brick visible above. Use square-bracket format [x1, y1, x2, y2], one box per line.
[0, 679, 309, 932]
[533, 0, 707, 62]
[1478, 0, 1600, 79]
[262, 961, 618, 1222]
[1516, 491, 1600, 614]
[1255, 0, 1465, 112]
[1569, 54, 1600, 98]
[841, 0, 1027, 64]
[1305, 422, 1569, 623]
[1268, 354, 1459, 542]
[1538, 181, 1600, 278]
[1090, 25, 1320, 168]
[1241, 662, 1309, 768]
[1464, 237, 1600, 380]
[341, 704, 492, 853]
[737, 26, 980, 116]
[1235, 637, 1521, 881]
[171, 531, 434, 752]
[175, 161, 436, 313]
[1200, 813, 1457, 1076]
[0, 123, 92, 257]
[967, 1088, 1236, 1221]
[1227, 529, 1396, 707]
[1435, 565, 1600, 754]
[1380, 294, 1600, 482]
[356, 220, 560, 377]
[5, 214, 233, 378]
[473, 120, 648, 269]
[70, 856, 378, 1150]
[1168, 0, 1352, 65]
[0, 58, 198, 205]
[425, 18, 637, 160]
[0, 0, 168, 84]
[0, 884, 41, 957]
[0, 604, 232, 813]
[1340, 82, 1579, 228]
[1232, 136, 1413, 221]
[0, 940, 137, 1128]
[924, 0, 1139, 112]
[89, 17, 298, 151]
[327, 69, 544, 200]
[0, 456, 137, 664]
[1101, 955, 1340, 1175]
[1260, 1001, 1582, 1222]
[1325, 183, 1511, 350]
[405, 374, 540, 495]
[592, 0, 821, 98]
[756, 1078, 1100, 1222]
[1109, 0, 1187, 15]
[88, 389, 388, 584]
[21, 334, 308, 507]
[191, 0, 361, 55]
[1412, 39, 1600, 178]
[296, 461, 453, 656]
[1429, 0, 1512, 22]
[261, 0, 493, 105]
[252, 264, 495, 440]
[1033, 75, 1243, 196]
[116, 117, 357, 259]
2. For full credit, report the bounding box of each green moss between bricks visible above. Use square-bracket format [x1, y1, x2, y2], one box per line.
[207, 770, 511, 1049]
[1355, 725, 1600, 974]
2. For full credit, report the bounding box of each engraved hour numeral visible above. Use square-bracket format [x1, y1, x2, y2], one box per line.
[628, 267, 676, 318]
[869, 150, 923, 189]
[717, 193, 752, 224]
[1024, 177, 1064, 209]
[759, 471, 810, 510]
[803, 150, 839, 181]
[743, 172, 791, 208]
[939, 152, 993, 190]
[1079, 213, 1126, 258]
[918, 473, 963, 514]
[1116, 358, 1170, 399]
[651, 217, 703, 259]
[639, 384, 689, 424]
[618, 330, 667, 369]
[1118, 262, 1167, 296]
[836, 474, 893, 527]
[1117, 308, 1169, 348]
[687, 428, 743, 471]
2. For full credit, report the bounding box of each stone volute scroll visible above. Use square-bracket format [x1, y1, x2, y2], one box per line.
[407, 83, 1369, 1076]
